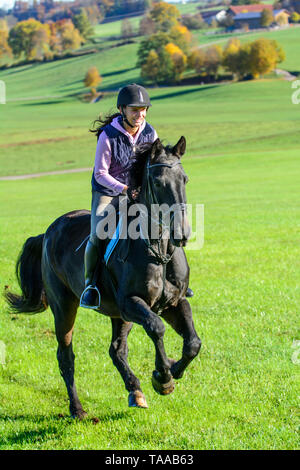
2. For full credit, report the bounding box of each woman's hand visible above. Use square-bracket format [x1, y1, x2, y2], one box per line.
[122, 185, 128, 195]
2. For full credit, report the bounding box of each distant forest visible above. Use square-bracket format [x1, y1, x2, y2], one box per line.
[0, 0, 151, 23]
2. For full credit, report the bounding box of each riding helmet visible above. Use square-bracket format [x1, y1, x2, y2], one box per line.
[117, 84, 152, 108]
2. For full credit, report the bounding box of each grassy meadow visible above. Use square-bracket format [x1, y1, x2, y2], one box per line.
[0, 22, 299, 450]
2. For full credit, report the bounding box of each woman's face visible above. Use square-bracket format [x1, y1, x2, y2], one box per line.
[123, 106, 147, 128]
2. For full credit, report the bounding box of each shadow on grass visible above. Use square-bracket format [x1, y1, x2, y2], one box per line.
[21, 100, 65, 106]
[101, 67, 136, 78]
[150, 85, 220, 102]
[0, 410, 130, 447]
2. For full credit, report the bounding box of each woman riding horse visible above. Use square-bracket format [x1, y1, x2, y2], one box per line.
[80, 83, 193, 309]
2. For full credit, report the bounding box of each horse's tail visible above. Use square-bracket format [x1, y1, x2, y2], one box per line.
[5, 234, 48, 314]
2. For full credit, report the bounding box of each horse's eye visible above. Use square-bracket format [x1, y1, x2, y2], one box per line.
[154, 181, 161, 188]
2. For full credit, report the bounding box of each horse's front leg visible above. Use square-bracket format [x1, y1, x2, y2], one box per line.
[109, 318, 148, 408]
[161, 298, 201, 380]
[121, 296, 174, 396]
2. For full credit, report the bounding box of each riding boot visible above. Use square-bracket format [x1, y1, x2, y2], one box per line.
[186, 287, 194, 298]
[80, 239, 102, 309]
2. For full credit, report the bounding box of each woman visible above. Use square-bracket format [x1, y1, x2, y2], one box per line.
[80, 84, 158, 308]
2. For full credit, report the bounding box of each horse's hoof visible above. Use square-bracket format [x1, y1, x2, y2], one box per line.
[170, 361, 184, 380]
[152, 370, 175, 396]
[128, 390, 148, 408]
[71, 409, 88, 420]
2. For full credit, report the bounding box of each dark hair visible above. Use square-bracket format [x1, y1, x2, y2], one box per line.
[129, 142, 153, 189]
[90, 112, 121, 140]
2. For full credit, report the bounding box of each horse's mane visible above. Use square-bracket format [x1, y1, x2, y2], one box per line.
[129, 141, 174, 191]
[129, 142, 153, 189]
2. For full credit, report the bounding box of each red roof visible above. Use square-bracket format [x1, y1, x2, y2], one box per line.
[229, 4, 273, 14]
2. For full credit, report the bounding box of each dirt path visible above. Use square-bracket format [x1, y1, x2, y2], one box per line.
[0, 167, 92, 181]
[274, 69, 297, 82]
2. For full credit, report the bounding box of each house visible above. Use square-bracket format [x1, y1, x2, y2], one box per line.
[200, 9, 227, 25]
[227, 4, 290, 30]
[227, 4, 274, 17]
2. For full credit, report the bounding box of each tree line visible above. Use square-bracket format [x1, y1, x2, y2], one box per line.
[137, 2, 286, 85]
[1, 0, 150, 24]
[0, 9, 93, 63]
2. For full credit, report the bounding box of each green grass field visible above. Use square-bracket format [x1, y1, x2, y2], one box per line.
[0, 22, 299, 450]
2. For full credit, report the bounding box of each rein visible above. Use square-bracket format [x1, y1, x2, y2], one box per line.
[141, 158, 184, 314]
[143, 158, 182, 265]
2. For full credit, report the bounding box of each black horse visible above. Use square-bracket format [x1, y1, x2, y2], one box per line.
[5, 137, 201, 419]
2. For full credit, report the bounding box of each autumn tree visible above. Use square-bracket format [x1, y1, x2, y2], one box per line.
[149, 1, 180, 32]
[141, 49, 160, 84]
[187, 49, 205, 73]
[249, 38, 283, 78]
[222, 38, 242, 78]
[165, 42, 187, 82]
[260, 8, 274, 27]
[290, 11, 300, 23]
[0, 19, 12, 61]
[55, 20, 83, 52]
[8, 19, 50, 61]
[137, 31, 171, 67]
[84, 66, 102, 96]
[169, 24, 191, 54]
[204, 45, 223, 79]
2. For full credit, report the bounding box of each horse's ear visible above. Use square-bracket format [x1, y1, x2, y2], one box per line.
[173, 136, 186, 158]
[150, 138, 163, 162]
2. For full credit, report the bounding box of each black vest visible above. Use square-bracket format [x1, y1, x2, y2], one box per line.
[91, 119, 156, 196]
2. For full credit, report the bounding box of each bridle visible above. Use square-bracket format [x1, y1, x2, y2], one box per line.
[141, 157, 185, 265]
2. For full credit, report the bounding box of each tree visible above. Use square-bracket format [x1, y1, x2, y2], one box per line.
[290, 11, 300, 23]
[149, 1, 180, 32]
[260, 8, 274, 27]
[141, 43, 185, 85]
[222, 38, 241, 78]
[169, 24, 191, 54]
[121, 19, 133, 42]
[204, 45, 223, 79]
[0, 19, 12, 61]
[139, 15, 156, 36]
[141, 49, 160, 84]
[84, 66, 102, 96]
[73, 9, 94, 41]
[8, 18, 50, 61]
[137, 31, 171, 67]
[164, 42, 187, 82]
[55, 20, 83, 52]
[188, 49, 205, 73]
[181, 13, 205, 30]
[249, 38, 282, 78]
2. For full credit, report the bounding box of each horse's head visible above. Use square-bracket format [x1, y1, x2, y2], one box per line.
[141, 136, 191, 247]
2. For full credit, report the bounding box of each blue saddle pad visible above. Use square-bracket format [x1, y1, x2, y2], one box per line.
[103, 214, 124, 265]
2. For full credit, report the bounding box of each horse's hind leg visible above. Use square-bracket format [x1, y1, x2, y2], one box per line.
[46, 276, 87, 419]
[161, 298, 201, 380]
[109, 318, 148, 408]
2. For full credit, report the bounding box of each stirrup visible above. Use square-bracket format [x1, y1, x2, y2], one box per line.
[79, 285, 101, 309]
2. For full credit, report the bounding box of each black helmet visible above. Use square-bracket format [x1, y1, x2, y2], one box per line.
[117, 83, 152, 108]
